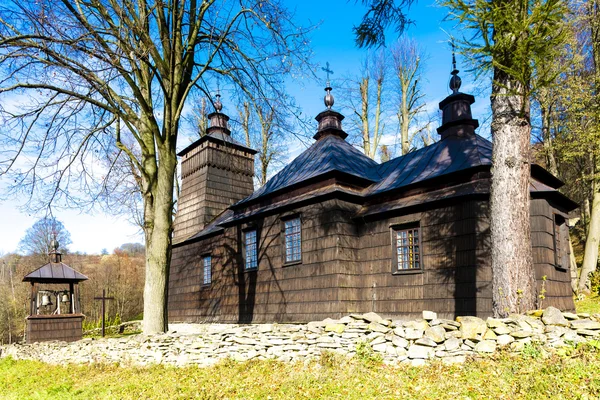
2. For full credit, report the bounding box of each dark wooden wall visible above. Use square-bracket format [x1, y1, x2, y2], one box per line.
[345, 199, 492, 320]
[26, 315, 84, 343]
[531, 198, 575, 311]
[169, 195, 575, 324]
[169, 199, 359, 323]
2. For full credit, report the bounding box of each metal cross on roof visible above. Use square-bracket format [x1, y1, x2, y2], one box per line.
[321, 62, 334, 86]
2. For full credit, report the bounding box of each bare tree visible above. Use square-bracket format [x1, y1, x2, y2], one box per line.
[391, 37, 425, 155]
[0, 0, 311, 333]
[18, 217, 72, 259]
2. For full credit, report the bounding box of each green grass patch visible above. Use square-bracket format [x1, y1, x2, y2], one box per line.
[1, 350, 600, 399]
[576, 293, 600, 315]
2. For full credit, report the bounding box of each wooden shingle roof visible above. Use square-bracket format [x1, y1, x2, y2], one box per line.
[23, 262, 88, 284]
[234, 134, 380, 206]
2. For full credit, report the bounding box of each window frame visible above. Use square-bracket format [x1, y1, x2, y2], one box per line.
[391, 223, 423, 274]
[243, 228, 259, 271]
[282, 215, 302, 266]
[553, 214, 568, 271]
[202, 254, 212, 286]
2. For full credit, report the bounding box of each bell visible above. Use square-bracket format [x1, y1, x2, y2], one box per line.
[41, 294, 52, 306]
[61, 293, 69, 303]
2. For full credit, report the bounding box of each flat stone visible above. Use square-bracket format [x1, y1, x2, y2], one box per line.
[542, 307, 570, 327]
[493, 325, 512, 335]
[562, 312, 578, 320]
[391, 336, 409, 349]
[393, 327, 406, 337]
[407, 345, 433, 359]
[445, 331, 462, 339]
[361, 312, 383, 323]
[370, 336, 386, 346]
[324, 324, 345, 334]
[510, 330, 533, 338]
[571, 320, 600, 330]
[444, 337, 461, 351]
[458, 316, 487, 340]
[403, 320, 429, 331]
[483, 329, 497, 340]
[415, 337, 437, 347]
[486, 318, 505, 328]
[577, 329, 600, 337]
[496, 335, 514, 346]
[372, 343, 388, 353]
[404, 328, 424, 340]
[339, 316, 354, 324]
[422, 311, 437, 321]
[440, 319, 461, 327]
[368, 322, 390, 333]
[231, 337, 258, 345]
[424, 326, 446, 343]
[475, 340, 496, 353]
[441, 323, 458, 331]
[577, 313, 591, 318]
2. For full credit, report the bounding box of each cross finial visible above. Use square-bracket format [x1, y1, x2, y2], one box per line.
[449, 41, 461, 94]
[452, 42, 457, 73]
[321, 62, 334, 86]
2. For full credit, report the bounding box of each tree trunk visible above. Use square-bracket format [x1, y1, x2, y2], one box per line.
[569, 234, 579, 293]
[578, 186, 600, 293]
[360, 78, 370, 157]
[141, 137, 177, 334]
[400, 78, 410, 155]
[490, 69, 536, 317]
[540, 103, 558, 176]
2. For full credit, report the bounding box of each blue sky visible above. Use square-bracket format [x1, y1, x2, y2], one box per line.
[0, 0, 492, 255]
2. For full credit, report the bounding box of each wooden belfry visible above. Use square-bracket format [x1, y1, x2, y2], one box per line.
[22, 240, 88, 343]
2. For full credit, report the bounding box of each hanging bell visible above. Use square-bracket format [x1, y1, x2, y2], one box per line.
[41, 294, 52, 306]
[61, 293, 69, 303]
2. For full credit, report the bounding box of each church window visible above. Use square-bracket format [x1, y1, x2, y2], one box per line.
[244, 229, 258, 270]
[203, 255, 212, 285]
[392, 225, 421, 272]
[284, 217, 302, 264]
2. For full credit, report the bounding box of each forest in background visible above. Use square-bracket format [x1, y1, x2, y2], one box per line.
[0, 243, 145, 344]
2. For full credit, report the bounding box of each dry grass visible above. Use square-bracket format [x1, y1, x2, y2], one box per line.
[1, 347, 600, 400]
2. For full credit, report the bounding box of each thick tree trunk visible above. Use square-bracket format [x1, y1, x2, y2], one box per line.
[141, 138, 177, 334]
[490, 69, 536, 317]
[578, 187, 600, 293]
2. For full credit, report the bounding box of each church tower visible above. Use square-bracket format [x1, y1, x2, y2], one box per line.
[173, 95, 256, 242]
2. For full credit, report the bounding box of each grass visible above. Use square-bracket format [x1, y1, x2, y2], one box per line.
[1, 348, 600, 400]
[575, 293, 600, 315]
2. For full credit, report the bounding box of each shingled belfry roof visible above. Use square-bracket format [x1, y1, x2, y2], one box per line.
[23, 262, 88, 283]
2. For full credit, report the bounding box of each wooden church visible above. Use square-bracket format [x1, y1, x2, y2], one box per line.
[168, 67, 577, 323]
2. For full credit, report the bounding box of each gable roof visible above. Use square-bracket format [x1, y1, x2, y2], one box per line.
[234, 134, 380, 206]
[367, 134, 492, 196]
[23, 262, 88, 284]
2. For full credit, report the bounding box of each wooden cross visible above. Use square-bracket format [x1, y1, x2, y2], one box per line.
[94, 289, 114, 337]
[321, 61, 334, 85]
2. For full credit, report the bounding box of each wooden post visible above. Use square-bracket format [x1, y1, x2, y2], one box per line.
[30, 282, 37, 315]
[94, 289, 114, 337]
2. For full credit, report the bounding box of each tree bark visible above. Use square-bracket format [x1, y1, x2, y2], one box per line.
[490, 69, 536, 317]
[569, 234, 579, 293]
[578, 185, 600, 293]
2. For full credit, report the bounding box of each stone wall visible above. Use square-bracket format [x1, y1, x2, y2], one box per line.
[1, 307, 598, 367]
